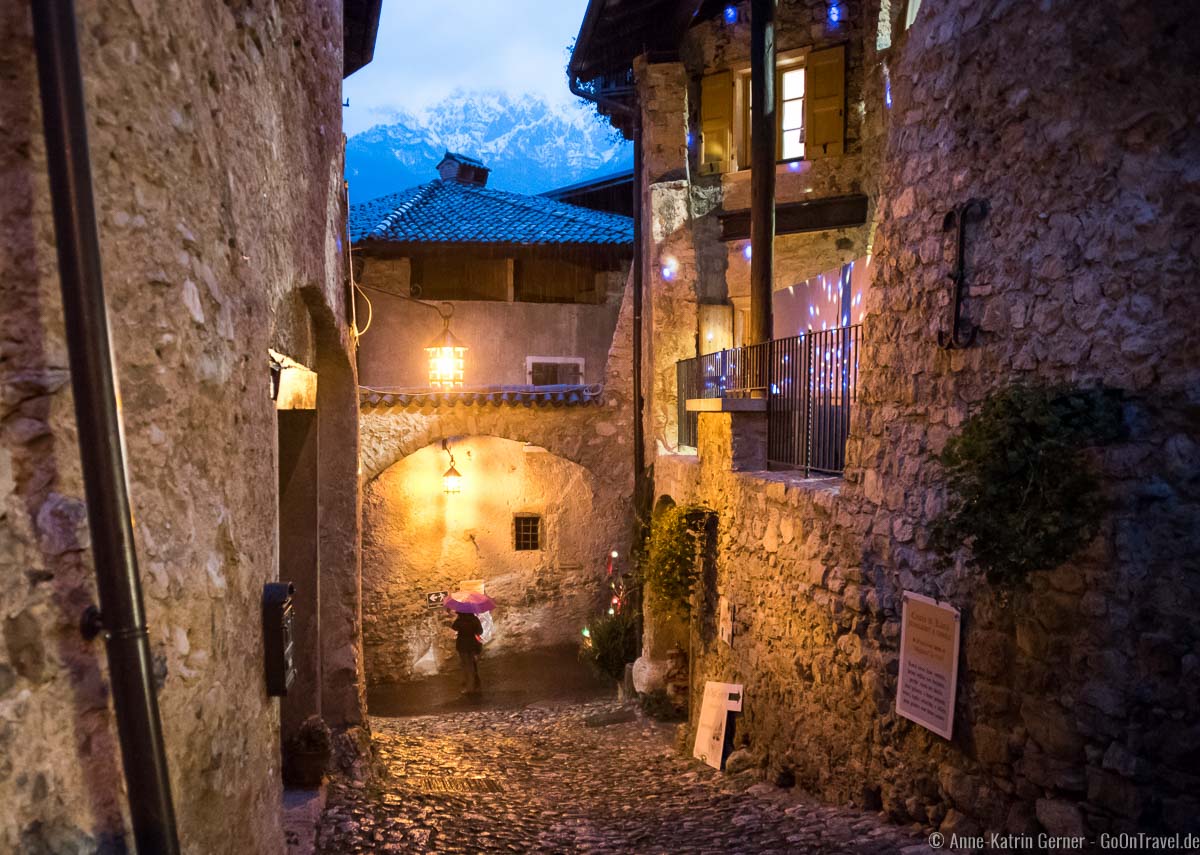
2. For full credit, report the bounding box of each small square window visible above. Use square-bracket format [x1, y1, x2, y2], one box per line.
[527, 357, 584, 387]
[514, 515, 541, 551]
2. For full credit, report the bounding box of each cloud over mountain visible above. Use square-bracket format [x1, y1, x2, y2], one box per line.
[345, 91, 632, 203]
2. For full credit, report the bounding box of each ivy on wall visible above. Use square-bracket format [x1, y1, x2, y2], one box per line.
[643, 504, 709, 615]
[930, 384, 1127, 585]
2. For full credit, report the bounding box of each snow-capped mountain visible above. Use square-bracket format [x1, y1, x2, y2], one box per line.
[345, 91, 632, 203]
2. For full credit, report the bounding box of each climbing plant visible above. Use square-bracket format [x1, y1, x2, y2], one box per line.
[930, 383, 1126, 585]
[642, 504, 708, 615]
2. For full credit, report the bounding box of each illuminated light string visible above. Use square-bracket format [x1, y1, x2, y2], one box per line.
[723, 4, 738, 24]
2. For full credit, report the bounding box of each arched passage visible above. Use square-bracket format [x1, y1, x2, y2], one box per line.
[361, 435, 631, 687]
[359, 405, 633, 493]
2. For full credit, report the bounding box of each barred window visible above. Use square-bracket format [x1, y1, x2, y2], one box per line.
[514, 515, 541, 551]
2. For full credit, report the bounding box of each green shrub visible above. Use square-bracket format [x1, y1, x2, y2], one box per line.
[579, 609, 639, 682]
[643, 504, 707, 615]
[930, 384, 1126, 585]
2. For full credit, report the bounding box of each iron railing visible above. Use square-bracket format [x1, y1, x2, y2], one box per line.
[676, 324, 862, 474]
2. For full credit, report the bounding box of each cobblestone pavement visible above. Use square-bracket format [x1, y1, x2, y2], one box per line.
[317, 699, 932, 854]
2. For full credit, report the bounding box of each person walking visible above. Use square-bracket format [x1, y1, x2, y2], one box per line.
[450, 609, 483, 695]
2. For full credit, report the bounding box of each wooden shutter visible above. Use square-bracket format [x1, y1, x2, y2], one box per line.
[699, 71, 733, 175]
[804, 45, 846, 159]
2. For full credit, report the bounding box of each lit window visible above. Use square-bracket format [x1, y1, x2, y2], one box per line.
[514, 515, 541, 551]
[738, 63, 806, 167]
[779, 68, 805, 160]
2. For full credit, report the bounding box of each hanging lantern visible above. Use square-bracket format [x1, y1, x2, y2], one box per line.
[426, 319, 466, 390]
[442, 440, 462, 494]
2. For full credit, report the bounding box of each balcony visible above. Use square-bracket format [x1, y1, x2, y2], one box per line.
[676, 324, 861, 475]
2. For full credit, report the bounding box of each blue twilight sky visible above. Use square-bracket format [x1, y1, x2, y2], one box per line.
[342, 0, 592, 136]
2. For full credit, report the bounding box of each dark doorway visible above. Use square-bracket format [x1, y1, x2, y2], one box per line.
[277, 410, 320, 747]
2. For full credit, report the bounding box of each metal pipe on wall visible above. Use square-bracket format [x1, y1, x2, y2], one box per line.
[30, 1, 180, 851]
[631, 116, 646, 503]
[749, 0, 778, 345]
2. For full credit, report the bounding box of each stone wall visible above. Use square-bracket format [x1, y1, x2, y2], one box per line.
[639, 0, 879, 454]
[648, 0, 1200, 841]
[358, 267, 638, 686]
[356, 290, 623, 389]
[0, 1, 360, 852]
[362, 436, 625, 682]
[684, 0, 875, 305]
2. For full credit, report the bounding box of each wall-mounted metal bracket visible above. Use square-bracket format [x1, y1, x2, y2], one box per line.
[938, 198, 988, 350]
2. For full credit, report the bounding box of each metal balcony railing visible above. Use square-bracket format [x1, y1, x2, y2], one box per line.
[676, 324, 862, 475]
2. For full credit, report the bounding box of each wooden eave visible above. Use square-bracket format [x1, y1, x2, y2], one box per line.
[569, 0, 708, 84]
[343, 0, 382, 78]
[718, 194, 869, 241]
[355, 240, 633, 268]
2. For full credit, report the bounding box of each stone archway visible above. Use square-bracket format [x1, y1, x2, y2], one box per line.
[359, 403, 633, 494]
[361, 434, 632, 687]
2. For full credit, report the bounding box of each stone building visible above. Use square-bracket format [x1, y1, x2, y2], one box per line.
[1, 1, 379, 851]
[572, 0, 1199, 841]
[349, 161, 638, 686]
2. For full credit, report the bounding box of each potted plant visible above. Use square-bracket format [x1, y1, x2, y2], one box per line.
[284, 715, 332, 788]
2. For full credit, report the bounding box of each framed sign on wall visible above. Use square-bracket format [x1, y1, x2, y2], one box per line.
[895, 591, 961, 740]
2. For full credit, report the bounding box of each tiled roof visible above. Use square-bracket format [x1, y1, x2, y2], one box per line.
[349, 180, 633, 246]
[359, 384, 605, 410]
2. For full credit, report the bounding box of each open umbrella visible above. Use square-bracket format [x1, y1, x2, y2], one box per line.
[443, 590, 496, 614]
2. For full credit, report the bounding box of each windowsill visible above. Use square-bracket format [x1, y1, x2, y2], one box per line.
[660, 448, 699, 460]
[656, 449, 843, 495]
[737, 467, 843, 493]
[726, 159, 817, 181]
[685, 397, 766, 413]
[734, 157, 807, 174]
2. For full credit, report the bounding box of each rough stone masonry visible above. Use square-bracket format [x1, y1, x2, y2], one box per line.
[357, 264, 638, 686]
[0, 1, 364, 852]
[641, 0, 1200, 842]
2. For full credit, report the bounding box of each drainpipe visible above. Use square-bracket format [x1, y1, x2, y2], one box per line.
[568, 76, 647, 511]
[30, 2, 180, 852]
[631, 116, 646, 505]
[749, 0, 777, 345]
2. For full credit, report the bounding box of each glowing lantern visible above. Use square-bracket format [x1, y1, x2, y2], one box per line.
[441, 440, 462, 494]
[426, 321, 466, 389]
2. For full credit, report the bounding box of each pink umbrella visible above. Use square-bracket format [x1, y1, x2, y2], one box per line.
[443, 591, 496, 614]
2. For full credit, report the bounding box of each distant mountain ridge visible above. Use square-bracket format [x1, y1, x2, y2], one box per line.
[345, 91, 633, 203]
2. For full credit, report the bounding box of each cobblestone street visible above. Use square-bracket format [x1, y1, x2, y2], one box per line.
[316, 699, 932, 854]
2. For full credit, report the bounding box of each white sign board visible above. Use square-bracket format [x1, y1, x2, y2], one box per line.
[718, 597, 734, 647]
[693, 681, 743, 770]
[896, 591, 961, 740]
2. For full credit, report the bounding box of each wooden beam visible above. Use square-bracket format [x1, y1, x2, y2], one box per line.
[748, 0, 777, 345]
[718, 194, 869, 241]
